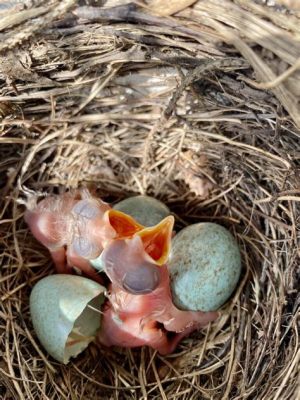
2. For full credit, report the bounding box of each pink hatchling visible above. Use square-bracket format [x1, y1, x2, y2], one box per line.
[98, 218, 218, 354]
[25, 191, 218, 354]
[25, 190, 143, 283]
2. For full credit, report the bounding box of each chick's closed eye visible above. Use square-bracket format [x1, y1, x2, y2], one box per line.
[122, 262, 160, 294]
[101, 236, 162, 294]
[72, 199, 101, 219]
[70, 236, 100, 259]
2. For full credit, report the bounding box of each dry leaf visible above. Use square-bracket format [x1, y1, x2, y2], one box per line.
[0, 50, 52, 84]
[147, 0, 197, 16]
[180, 169, 213, 197]
[176, 151, 213, 198]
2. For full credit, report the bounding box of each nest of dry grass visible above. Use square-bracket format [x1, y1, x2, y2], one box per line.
[0, 1, 299, 399]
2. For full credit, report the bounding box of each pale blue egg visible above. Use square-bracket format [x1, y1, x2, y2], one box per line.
[30, 275, 106, 364]
[168, 223, 241, 311]
[113, 195, 170, 227]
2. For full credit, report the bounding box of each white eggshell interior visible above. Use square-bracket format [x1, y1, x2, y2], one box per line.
[30, 275, 106, 364]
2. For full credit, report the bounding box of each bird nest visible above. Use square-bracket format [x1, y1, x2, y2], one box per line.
[0, 1, 299, 399]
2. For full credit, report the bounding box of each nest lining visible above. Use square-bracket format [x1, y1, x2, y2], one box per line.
[0, 1, 299, 399]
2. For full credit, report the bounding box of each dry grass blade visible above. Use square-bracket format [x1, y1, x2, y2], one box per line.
[0, 0, 76, 52]
[0, 7, 48, 31]
[0, 0, 299, 399]
[183, 0, 300, 127]
[146, 0, 197, 16]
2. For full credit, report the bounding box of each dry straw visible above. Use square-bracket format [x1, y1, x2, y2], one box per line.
[0, 0, 299, 399]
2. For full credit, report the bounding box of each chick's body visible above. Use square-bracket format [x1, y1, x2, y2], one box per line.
[27, 191, 220, 357]
[98, 267, 218, 354]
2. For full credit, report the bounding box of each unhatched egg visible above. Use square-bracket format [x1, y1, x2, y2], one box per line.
[168, 223, 241, 312]
[113, 195, 170, 227]
[30, 275, 106, 364]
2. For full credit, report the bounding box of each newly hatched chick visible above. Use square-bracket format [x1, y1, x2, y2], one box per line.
[25, 190, 143, 282]
[98, 222, 218, 354]
[26, 190, 219, 354]
[102, 216, 174, 294]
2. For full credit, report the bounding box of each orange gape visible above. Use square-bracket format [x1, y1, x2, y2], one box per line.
[25, 190, 144, 283]
[26, 190, 219, 353]
[98, 218, 218, 354]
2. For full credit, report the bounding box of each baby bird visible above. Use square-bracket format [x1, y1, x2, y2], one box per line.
[98, 223, 218, 354]
[25, 190, 143, 282]
[25, 190, 219, 354]
[101, 216, 174, 294]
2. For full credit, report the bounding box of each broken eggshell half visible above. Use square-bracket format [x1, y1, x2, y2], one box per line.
[30, 274, 106, 364]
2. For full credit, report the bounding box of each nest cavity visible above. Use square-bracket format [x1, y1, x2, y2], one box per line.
[0, 1, 299, 399]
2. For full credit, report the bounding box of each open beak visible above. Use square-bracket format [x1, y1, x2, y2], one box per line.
[137, 216, 174, 266]
[106, 209, 144, 239]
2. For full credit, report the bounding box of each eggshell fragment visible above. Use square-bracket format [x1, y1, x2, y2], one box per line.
[90, 254, 104, 272]
[168, 223, 241, 312]
[30, 275, 105, 364]
[113, 195, 170, 227]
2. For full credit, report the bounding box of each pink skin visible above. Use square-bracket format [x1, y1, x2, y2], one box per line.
[25, 190, 171, 287]
[101, 217, 174, 294]
[98, 267, 218, 355]
[98, 233, 218, 354]
[25, 191, 219, 353]
[25, 191, 115, 283]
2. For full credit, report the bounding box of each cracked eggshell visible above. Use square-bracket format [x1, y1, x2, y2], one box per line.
[168, 223, 241, 312]
[90, 254, 104, 272]
[113, 195, 170, 227]
[30, 275, 106, 364]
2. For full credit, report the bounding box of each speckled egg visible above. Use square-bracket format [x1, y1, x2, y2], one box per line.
[30, 275, 106, 364]
[113, 195, 170, 227]
[168, 223, 241, 312]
